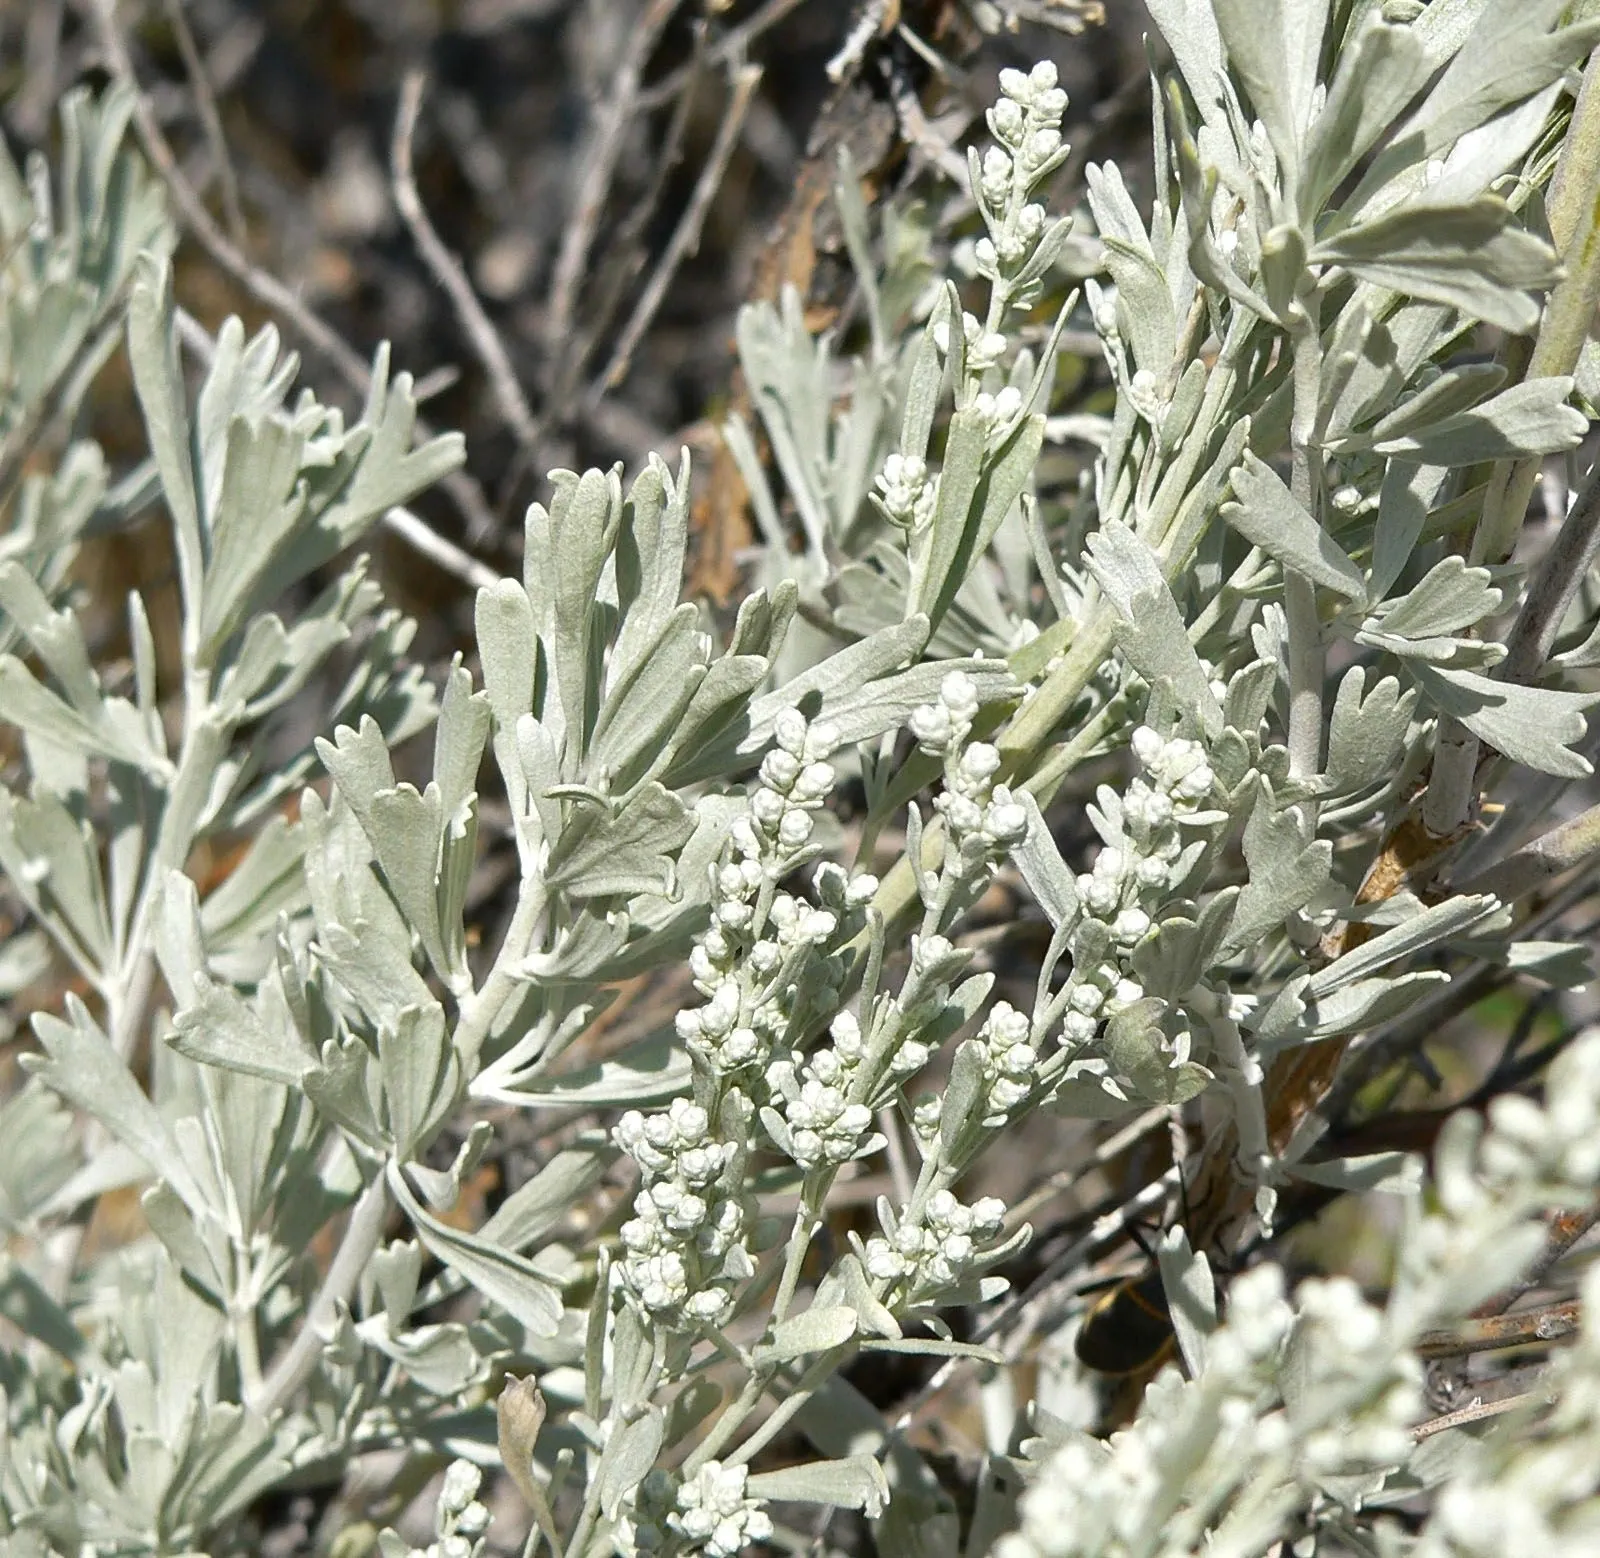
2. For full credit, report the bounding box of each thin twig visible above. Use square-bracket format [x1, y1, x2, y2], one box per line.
[391, 71, 541, 455]
[589, 63, 761, 402]
[1413, 1389, 1541, 1441]
[1452, 801, 1600, 900]
[1416, 1299, 1582, 1360]
[542, 0, 680, 404]
[565, 18, 710, 387]
[1472, 1206, 1600, 1320]
[161, 0, 247, 244]
[635, 0, 808, 111]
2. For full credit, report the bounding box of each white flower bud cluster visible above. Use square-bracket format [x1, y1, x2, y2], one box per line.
[910, 673, 1028, 897]
[676, 713, 864, 1075]
[384, 1459, 492, 1558]
[614, 1099, 747, 1325]
[974, 63, 1068, 280]
[667, 1461, 774, 1558]
[862, 1189, 1007, 1302]
[971, 1001, 1041, 1123]
[1055, 727, 1219, 1053]
[766, 1010, 875, 1169]
[874, 452, 938, 532]
[971, 384, 1025, 446]
[618, 712, 880, 1326]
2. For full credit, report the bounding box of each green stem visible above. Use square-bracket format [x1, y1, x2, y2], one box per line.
[1284, 302, 1325, 791]
[1472, 48, 1600, 567]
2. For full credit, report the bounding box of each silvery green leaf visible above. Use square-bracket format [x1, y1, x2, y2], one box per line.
[909, 407, 988, 627]
[597, 1408, 666, 1519]
[1105, 998, 1212, 1106]
[1366, 363, 1508, 447]
[359, 1318, 484, 1395]
[1300, 17, 1428, 215]
[473, 1030, 689, 1108]
[309, 344, 466, 556]
[198, 413, 312, 655]
[545, 781, 693, 900]
[479, 1141, 613, 1252]
[1370, 461, 1447, 602]
[757, 654, 1019, 764]
[168, 978, 316, 1089]
[1222, 454, 1366, 602]
[1155, 1227, 1215, 1378]
[302, 1035, 387, 1150]
[1158, 358, 1207, 454]
[0, 787, 113, 968]
[1289, 1151, 1422, 1195]
[1491, 939, 1594, 988]
[748, 1455, 890, 1516]
[22, 996, 207, 1214]
[1011, 792, 1078, 929]
[1364, 556, 1501, 645]
[900, 288, 953, 463]
[378, 1004, 458, 1158]
[1086, 162, 1175, 381]
[1084, 520, 1224, 736]
[476, 577, 542, 815]
[1311, 894, 1501, 995]
[388, 1161, 563, 1336]
[749, 615, 927, 729]
[0, 1079, 78, 1227]
[610, 1299, 653, 1412]
[754, 1303, 858, 1364]
[611, 452, 690, 683]
[1132, 891, 1240, 998]
[1357, 378, 1586, 466]
[1295, 970, 1448, 1043]
[1223, 782, 1332, 956]
[1210, 0, 1328, 182]
[0, 562, 102, 713]
[547, 466, 623, 749]
[370, 783, 451, 980]
[1410, 664, 1600, 777]
[128, 252, 204, 615]
[1350, 0, 1600, 209]
[823, 1250, 901, 1340]
[1324, 668, 1418, 795]
[860, 1337, 1004, 1362]
[1222, 659, 1278, 738]
[193, 318, 299, 507]
[905, 801, 935, 915]
[0, 653, 159, 773]
[1312, 200, 1560, 334]
[434, 659, 491, 825]
[654, 653, 771, 787]
[940, 1040, 987, 1156]
[141, 1180, 228, 1298]
[589, 602, 708, 786]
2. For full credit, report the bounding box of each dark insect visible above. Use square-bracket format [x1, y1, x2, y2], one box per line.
[1074, 1266, 1175, 1376]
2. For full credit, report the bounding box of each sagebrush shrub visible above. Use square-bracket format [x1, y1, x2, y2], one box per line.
[4, 4, 1600, 1557]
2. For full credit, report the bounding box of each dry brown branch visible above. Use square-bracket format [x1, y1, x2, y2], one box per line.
[391, 71, 541, 456]
[590, 62, 763, 402]
[542, 0, 682, 407]
[160, 0, 246, 244]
